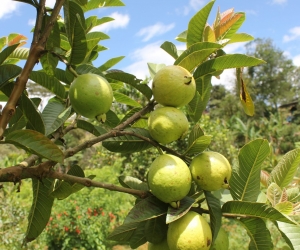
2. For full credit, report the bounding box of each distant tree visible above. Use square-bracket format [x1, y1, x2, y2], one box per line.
[246, 38, 296, 112]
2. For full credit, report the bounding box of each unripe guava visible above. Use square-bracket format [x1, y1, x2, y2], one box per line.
[190, 151, 232, 191]
[210, 227, 229, 250]
[69, 73, 113, 119]
[148, 239, 170, 250]
[152, 65, 196, 107]
[167, 211, 212, 250]
[147, 154, 192, 204]
[148, 107, 189, 145]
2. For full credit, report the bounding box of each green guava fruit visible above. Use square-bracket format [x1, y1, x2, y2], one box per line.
[190, 151, 232, 191]
[210, 227, 229, 250]
[167, 211, 212, 250]
[147, 154, 192, 204]
[148, 106, 189, 145]
[69, 73, 113, 119]
[148, 239, 170, 250]
[152, 65, 196, 107]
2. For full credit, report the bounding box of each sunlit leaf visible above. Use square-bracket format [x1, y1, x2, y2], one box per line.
[147, 63, 166, 79]
[113, 91, 142, 107]
[269, 148, 300, 188]
[203, 25, 216, 42]
[175, 30, 187, 43]
[0, 43, 19, 65]
[184, 135, 212, 156]
[98, 56, 125, 71]
[118, 176, 149, 192]
[186, 0, 215, 47]
[24, 178, 54, 243]
[230, 139, 270, 201]
[82, 0, 125, 12]
[160, 41, 178, 59]
[277, 221, 300, 249]
[274, 201, 294, 215]
[222, 201, 296, 224]
[4, 129, 64, 163]
[228, 33, 254, 44]
[267, 182, 282, 207]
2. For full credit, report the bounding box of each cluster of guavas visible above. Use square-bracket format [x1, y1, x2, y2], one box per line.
[147, 66, 231, 249]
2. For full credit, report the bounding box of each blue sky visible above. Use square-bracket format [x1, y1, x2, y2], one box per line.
[1, 0, 300, 88]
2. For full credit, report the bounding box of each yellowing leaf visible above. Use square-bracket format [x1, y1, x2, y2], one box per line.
[240, 77, 255, 116]
[275, 201, 294, 215]
[203, 24, 216, 42]
[220, 8, 234, 24]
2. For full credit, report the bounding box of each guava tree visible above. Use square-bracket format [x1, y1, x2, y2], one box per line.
[1, 0, 300, 249]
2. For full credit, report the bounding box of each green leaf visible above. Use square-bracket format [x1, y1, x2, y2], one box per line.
[76, 119, 108, 136]
[222, 201, 296, 224]
[274, 201, 294, 215]
[124, 196, 168, 224]
[29, 71, 66, 99]
[277, 221, 300, 249]
[187, 124, 204, 145]
[205, 191, 222, 242]
[76, 64, 104, 76]
[82, 0, 125, 12]
[0, 43, 19, 65]
[160, 41, 178, 59]
[269, 148, 300, 188]
[54, 68, 74, 85]
[113, 91, 142, 107]
[118, 176, 149, 192]
[40, 53, 58, 76]
[175, 30, 187, 43]
[186, 0, 215, 47]
[42, 98, 72, 136]
[286, 187, 300, 202]
[193, 54, 266, 79]
[0, 64, 22, 89]
[8, 47, 29, 61]
[106, 71, 152, 100]
[85, 16, 114, 33]
[166, 196, 196, 224]
[103, 109, 120, 127]
[98, 56, 125, 71]
[228, 33, 254, 44]
[223, 13, 246, 40]
[145, 215, 168, 244]
[230, 139, 270, 201]
[4, 129, 64, 163]
[102, 127, 152, 153]
[118, 107, 143, 125]
[147, 63, 166, 79]
[24, 178, 54, 243]
[187, 75, 212, 122]
[108, 222, 139, 242]
[240, 218, 273, 250]
[266, 182, 282, 206]
[174, 42, 222, 72]
[129, 221, 147, 249]
[21, 94, 45, 134]
[184, 135, 212, 156]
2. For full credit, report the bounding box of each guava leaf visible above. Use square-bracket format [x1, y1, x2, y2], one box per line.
[24, 178, 54, 243]
[286, 187, 300, 202]
[222, 201, 296, 224]
[0, 64, 22, 89]
[268, 148, 300, 189]
[124, 196, 168, 224]
[21, 94, 45, 134]
[129, 221, 147, 249]
[98, 56, 125, 71]
[108, 222, 139, 242]
[118, 176, 149, 192]
[113, 91, 142, 107]
[193, 54, 266, 79]
[228, 33, 254, 44]
[240, 217, 273, 250]
[230, 139, 270, 201]
[147, 63, 166, 79]
[103, 110, 120, 127]
[0, 43, 19, 65]
[81, 0, 125, 12]
[205, 191, 222, 243]
[4, 129, 64, 163]
[187, 75, 212, 122]
[186, 0, 215, 47]
[160, 41, 179, 59]
[29, 71, 66, 99]
[267, 182, 282, 207]
[277, 221, 300, 249]
[118, 107, 143, 125]
[274, 202, 294, 215]
[184, 135, 212, 156]
[175, 30, 187, 43]
[187, 124, 204, 145]
[166, 196, 196, 224]
[174, 42, 222, 72]
[102, 127, 153, 153]
[223, 13, 246, 40]
[145, 215, 168, 244]
[76, 119, 108, 136]
[106, 71, 152, 100]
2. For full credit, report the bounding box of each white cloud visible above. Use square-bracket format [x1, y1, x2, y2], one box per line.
[293, 54, 300, 66]
[123, 41, 183, 79]
[46, 0, 56, 8]
[28, 19, 35, 27]
[136, 22, 175, 42]
[92, 12, 129, 32]
[0, 0, 20, 19]
[283, 26, 300, 42]
[178, 0, 205, 16]
[272, 0, 287, 4]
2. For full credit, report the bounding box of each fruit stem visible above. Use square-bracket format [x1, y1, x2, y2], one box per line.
[156, 147, 165, 155]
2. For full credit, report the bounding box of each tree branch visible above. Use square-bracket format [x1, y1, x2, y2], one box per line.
[0, 0, 65, 139]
